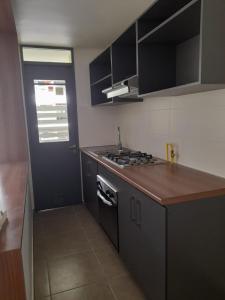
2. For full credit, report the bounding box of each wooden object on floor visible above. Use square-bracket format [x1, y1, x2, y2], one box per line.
[0, 162, 28, 300]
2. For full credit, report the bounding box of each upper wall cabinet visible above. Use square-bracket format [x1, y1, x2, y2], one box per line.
[90, 76, 112, 105]
[112, 24, 137, 84]
[138, 0, 193, 40]
[89, 26, 141, 105]
[89, 47, 113, 105]
[90, 0, 225, 103]
[89, 48, 111, 85]
[138, 0, 225, 97]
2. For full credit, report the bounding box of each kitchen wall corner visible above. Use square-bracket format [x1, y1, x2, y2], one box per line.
[74, 48, 119, 147]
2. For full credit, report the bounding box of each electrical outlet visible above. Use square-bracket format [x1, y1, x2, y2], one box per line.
[166, 143, 176, 163]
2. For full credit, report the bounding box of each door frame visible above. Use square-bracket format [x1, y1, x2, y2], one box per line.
[20, 45, 81, 210]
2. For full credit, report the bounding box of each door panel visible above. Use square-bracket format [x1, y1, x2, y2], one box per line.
[23, 63, 81, 210]
[118, 187, 142, 275]
[136, 189, 166, 300]
[118, 180, 166, 300]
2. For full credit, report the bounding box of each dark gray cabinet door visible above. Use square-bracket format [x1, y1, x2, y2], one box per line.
[118, 188, 142, 275]
[81, 153, 99, 221]
[167, 198, 225, 300]
[118, 181, 166, 300]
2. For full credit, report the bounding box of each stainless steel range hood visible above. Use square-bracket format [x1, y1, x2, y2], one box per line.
[102, 76, 143, 104]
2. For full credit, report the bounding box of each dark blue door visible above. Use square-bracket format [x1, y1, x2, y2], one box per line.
[23, 63, 81, 210]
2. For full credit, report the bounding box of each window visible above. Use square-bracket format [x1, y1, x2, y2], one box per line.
[34, 80, 69, 143]
[22, 47, 72, 63]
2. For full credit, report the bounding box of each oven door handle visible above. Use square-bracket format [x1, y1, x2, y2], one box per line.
[97, 190, 113, 207]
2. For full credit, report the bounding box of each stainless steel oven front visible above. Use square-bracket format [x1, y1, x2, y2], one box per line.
[97, 174, 119, 250]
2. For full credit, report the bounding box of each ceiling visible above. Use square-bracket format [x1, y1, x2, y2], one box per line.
[11, 0, 154, 48]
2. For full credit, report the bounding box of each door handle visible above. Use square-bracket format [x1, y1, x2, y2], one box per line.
[130, 196, 136, 221]
[87, 161, 91, 177]
[97, 190, 113, 206]
[69, 144, 78, 153]
[136, 199, 142, 227]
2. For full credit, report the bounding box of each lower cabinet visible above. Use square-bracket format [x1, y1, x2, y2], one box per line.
[82, 156, 225, 300]
[81, 153, 99, 221]
[118, 180, 166, 300]
[98, 164, 166, 300]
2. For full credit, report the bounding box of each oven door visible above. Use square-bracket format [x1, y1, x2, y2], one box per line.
[97, 188, 119, 250]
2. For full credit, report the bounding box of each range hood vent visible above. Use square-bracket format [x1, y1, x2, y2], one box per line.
[102, 76, 143, 104]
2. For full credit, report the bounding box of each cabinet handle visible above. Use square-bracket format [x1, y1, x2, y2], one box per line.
[130, 196, 136, 221]
[87, 161, 91, 177]
[136, 199, 142, 227]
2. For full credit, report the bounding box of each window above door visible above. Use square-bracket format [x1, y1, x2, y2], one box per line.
[22, 47, 72, 64]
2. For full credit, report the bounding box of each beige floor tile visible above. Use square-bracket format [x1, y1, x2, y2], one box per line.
[41, 220, 83, 237]
[34, 221, 90, 260]
[52, 283, 115, 300]
[34, 239, 46, 261]
[36, 211, 82, 237]
[48, 251, 105, 294]
[34, 215, 43, 234]
[43, 229, 91, 259]
[75, 205, 92, 217]
[35, 208, 75, 227]
[88, 234, 114, 252]
[73, 204, 87, 214]
[80, 216, 99, 231]
[34, 260, 50, 298]
[83, 223, 114, 252]
[34, 205, 145, 300]
[95, 247, 128, 278]
[109, 274, 146, 300]
[74, 207, 94, 223]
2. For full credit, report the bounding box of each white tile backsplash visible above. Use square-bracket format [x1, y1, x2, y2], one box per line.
[148, 109, 171, 136]
[117, 89, 225, 178]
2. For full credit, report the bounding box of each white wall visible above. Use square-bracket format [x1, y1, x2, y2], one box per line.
[117, 89, 225, 178]
[74, 48, 118, 147]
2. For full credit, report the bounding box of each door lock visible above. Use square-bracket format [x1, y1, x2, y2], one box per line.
[69, 144, 78, 153]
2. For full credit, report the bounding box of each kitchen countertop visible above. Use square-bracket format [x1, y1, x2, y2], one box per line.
[0, 161, 28, 254]
[81, 146, 225, 205]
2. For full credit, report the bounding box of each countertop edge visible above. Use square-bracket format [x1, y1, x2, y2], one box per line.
[81, 148, 225, 206]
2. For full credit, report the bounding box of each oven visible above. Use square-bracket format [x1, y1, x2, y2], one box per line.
[97, 174, 119, 250]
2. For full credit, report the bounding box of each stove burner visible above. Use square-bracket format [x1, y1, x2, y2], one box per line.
[102, 150, 164, 168]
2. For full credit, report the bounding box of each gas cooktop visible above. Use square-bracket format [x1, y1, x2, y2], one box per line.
[100, 150, 165, 168]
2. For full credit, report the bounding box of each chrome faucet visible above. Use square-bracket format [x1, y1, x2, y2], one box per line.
[117, 126, 123, 152]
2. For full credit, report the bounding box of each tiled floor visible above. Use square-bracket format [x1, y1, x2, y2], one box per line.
[34, 204, 146, 300]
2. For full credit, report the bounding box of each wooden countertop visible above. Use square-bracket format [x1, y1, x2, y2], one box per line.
[0, 161, 28, 254]
[81, 146, 225, 206]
